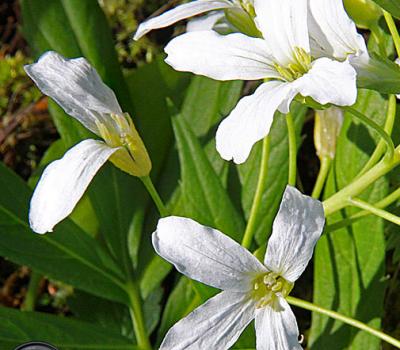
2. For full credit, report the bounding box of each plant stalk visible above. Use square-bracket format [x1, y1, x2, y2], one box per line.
[286, 112, 297, 186]
[241, 136, 271, 249]
[140, 176, 168, 217]
[287, 296, 400, 349]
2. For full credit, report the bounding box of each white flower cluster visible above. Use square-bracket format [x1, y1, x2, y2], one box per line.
[25, 0, 369, 348]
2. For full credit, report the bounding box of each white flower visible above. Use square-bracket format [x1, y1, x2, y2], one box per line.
[133, 0, 237, 40]
[25, 51, 151, 234]
[133, 0, 258, 40]
[153, 186, 325, 350]
[164, 0, 367, 164]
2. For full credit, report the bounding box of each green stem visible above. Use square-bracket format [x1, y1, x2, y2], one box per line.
[286, 112, 297, 186]
[241, 136, 271, 249]
[326, 187, 400, 233]
[348, 197, 400, 226]
[384, 10, 400, 58]
[343, 106, 394, 161]
[311, 157, 332, 199]
[126, 281, 152, 350]
[358, 95, 397, 176]
[21, 271, 42, 311]
[323, 150, 400, 216]
[140, 176, 168, 217]
[287, 296, 400, 349]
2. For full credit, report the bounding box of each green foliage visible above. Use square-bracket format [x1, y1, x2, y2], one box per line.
[371, 0, 400, 18]
[1, 0, 400, 349]
[310, 90, 388, 349]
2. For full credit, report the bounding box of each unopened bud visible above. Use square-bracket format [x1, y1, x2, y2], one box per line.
[344, 0, 382, 29]
[224, 7, 261, 38]
[314, 107, 344, 160]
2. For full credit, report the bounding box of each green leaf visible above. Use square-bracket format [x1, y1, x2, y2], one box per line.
[181, 76, 243, 138]
[20, 0, 81, 57]
[357, 54, 400, 94]
[0, 306, 136, 350]
[371, 0, 400, 18]
[68, 291, 133, 338]
[310, 89, 388, 349]
[0, 162, 128, 304]
[59, 0, 133, 114]
[237, 103, 307, 246]
[156, 277, 201, 346]
[172, 116, 245, 241]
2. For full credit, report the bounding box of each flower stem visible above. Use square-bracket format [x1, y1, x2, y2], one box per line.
[323, 150, 400, 216]
[140, 176, 168, 217]
[21, 271, 41, 311]
[348, 197, 400, 226]
[241, 136, 271, 249]
[287, 296, 400, 348]
[358, 95, 397, 176]
[384, 10, 400, 57]
[126, 281, 152, 350]
[343, 106, 394, 161]
[325, 187, 400, 233]
[286, 112, 297, 186]
[311, 157, 331, 199]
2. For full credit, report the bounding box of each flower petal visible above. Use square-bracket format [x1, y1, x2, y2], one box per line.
[29, 139, 118, 234]
[293, 57, 357, 106]
[186, 11, 226, 32]
[264, 186, 325, 282]
[152, 216, 266, 292]
[255, 297, 302, 350]
[134, 0, 233, 40]
[308, 0, 369, 64]
[24, 51, 122, 136]
[160, 291, 255, 350]
[216, 81, 295, 164]
[254, 0, 309, 66]
[165, 31, 279, 81]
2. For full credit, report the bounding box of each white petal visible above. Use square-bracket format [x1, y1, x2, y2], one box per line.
[308, 0, 369, 63]
[134, 0, 233, 40]
[264, 186, 325, 282]
[24, 51, 122, 135]
[152, 216, 266, 292]
[255, 297, 302, 350]
[293, 57, 357, 106]
[216, 81, 295, 164]
[29, 139, 118, 234]
[165, 31, 279, 81]
[160, 291, 255, 350]
[186, 11, 225, 32]
[254, 0, 309, 66]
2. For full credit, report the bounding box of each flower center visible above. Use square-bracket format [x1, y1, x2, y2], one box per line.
[274, 47, 312, 82]
[95, 113, 152, 177]
[251, 272, 293, 308]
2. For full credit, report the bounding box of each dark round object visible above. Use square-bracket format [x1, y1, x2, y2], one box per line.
[14, 342, 58, 350]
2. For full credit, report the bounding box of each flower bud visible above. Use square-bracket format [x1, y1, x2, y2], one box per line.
[344, 0, 382, 29]
[314, 107, 344, 160]
[224, 7, 261, 38]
